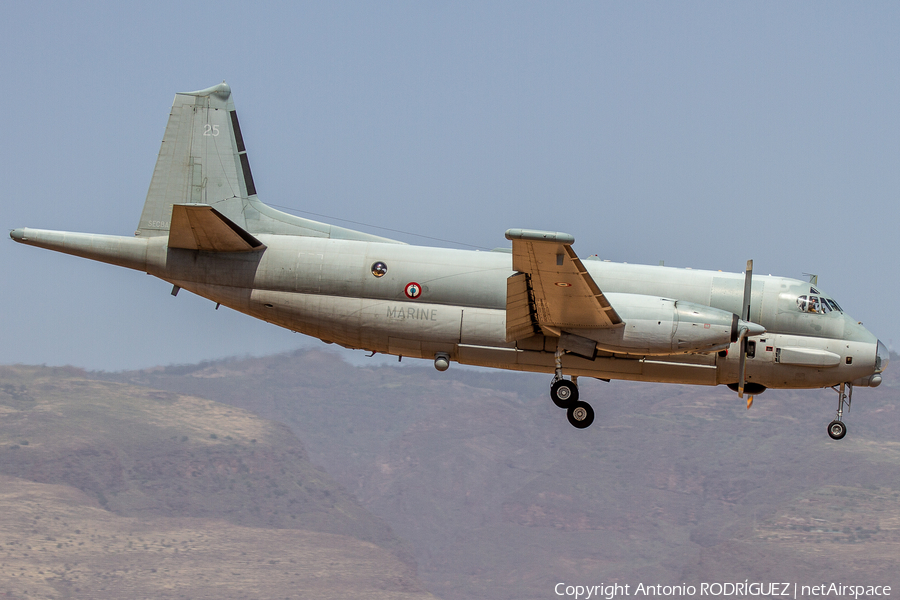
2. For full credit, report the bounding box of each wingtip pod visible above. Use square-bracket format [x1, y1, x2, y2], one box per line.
[505, 229, 575, 244]
[180, 81, 231, 99]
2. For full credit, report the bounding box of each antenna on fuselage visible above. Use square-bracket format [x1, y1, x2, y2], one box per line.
[803, 272, 818, 286]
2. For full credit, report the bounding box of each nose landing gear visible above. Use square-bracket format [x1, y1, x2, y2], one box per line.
[827, 382, 852, 440]
[827, 419, 847, 440]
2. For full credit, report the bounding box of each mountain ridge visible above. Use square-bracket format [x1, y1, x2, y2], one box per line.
[94, 348, 900, 600]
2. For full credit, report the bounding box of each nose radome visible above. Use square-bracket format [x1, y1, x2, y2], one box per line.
[876, 339, 890, 373]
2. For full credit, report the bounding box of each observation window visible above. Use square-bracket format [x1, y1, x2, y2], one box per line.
[371, 262, 388, 278]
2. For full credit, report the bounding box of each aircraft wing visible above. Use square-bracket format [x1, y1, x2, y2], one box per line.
[505, 229, 622, 342]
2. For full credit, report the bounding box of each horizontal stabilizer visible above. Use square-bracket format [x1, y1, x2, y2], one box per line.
[168, 204, 264, 252]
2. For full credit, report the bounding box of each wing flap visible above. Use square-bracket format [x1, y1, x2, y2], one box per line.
[168, 204, 265, 252]
[505, 229, 621, 340]
[506, 272, 541, 342]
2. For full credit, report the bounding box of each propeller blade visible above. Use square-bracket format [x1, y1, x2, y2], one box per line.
[738, 260, 753, 398]
[738, 335, 747, 398]
[741, 259, 753, 321]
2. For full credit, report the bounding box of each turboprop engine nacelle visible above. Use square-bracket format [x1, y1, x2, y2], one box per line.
[577, 293, 756, 356]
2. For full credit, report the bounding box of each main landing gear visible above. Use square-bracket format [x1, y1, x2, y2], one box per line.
[827, 382, 852, 440]
[551, 376, 595, 429]
[550, 349, 595, 429]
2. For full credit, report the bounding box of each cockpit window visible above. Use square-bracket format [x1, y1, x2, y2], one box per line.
[797, 294, 842, 315]
[809, 296, 820, 313]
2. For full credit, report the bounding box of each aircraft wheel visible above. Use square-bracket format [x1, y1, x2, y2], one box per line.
[551, 379, 579, 408]
[567, 401, 594, 429]
[827, 420, 847, 440]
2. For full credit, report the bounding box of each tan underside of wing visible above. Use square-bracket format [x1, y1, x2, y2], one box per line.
[506, 235, 621, 342]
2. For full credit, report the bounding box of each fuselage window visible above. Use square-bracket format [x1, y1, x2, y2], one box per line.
[371, 262, 388, 277]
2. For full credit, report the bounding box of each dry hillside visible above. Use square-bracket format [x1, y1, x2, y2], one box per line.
[0, 365, 436, 600]
[100, 349, 900, 600]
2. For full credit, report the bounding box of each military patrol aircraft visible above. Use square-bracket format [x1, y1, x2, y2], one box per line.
[10, 82, 888, 439]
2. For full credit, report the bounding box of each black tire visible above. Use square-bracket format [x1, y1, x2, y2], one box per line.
[550, 379, 579, 408]
[827, 420, 847, 440]
[567, 401, 594, 429]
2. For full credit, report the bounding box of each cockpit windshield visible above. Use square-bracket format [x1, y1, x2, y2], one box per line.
[797, 294, 842, 315]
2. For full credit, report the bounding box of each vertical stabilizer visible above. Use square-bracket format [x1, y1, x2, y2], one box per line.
[137, 82, 400, 243]
[137, 82, 250, 237]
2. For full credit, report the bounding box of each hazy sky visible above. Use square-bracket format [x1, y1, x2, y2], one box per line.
[3, 2, 898, 370]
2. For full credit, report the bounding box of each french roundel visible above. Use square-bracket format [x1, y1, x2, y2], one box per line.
[404, 282, 422, 299]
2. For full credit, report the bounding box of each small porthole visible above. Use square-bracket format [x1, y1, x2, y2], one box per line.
[846, 356, 853, 365]
[371, 262, 388, 277]
[264, 303, 274, 308]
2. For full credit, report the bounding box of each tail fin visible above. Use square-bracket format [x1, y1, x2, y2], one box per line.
[136, 82, 401, 244]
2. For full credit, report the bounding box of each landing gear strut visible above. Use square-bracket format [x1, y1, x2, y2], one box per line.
[827, 382, 852, 440]
[550, 348, 595, 429]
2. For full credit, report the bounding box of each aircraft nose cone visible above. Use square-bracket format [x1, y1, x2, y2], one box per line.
[10, 228, 26, 241]
[876, 339, 890, 373]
